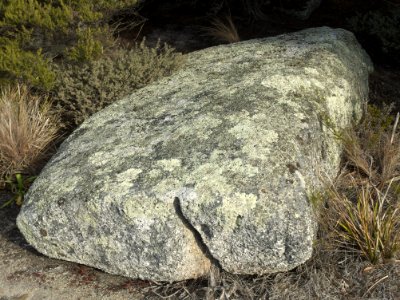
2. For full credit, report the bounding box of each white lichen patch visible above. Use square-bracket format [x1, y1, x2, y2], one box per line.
[324, 83, 357, 128]
[85, 169, 143, 206]
[95, 235, 116, 249]
[122, 194, 173, 221]
[294, 112, 306, 121]
[174, 113, 222, 140]
[96, 170, 142, 203]
[76, 208, 98, 227]
[116, 168, 142, 183]
[56, 176, 79, 193]
[148, 169, 162, 179]
[294, 170, 306, 189]
[228, 114, 279, 159]
[85, 199, 103, 218]
[263, 74, 324, 98]
[156, 159, 182, 172]
[217, 85, 239, 97]
[303, 67, 319, 76]
[94, 167, 113, 177]
[153, 178, 182, 196]
[226, 110, 250, 123]
[189, 158, 260, 208]
[261, 74, 299, 93]
[284, 44, 310, 57]
[220, 192, 258, 229]
[88, 151, 115, 167]
[193, 168, 234, 201]
[225, 158, 259, 177]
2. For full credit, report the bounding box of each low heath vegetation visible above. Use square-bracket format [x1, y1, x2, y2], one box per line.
[52, 40, 184, 129]
[0, 0, 141, 89]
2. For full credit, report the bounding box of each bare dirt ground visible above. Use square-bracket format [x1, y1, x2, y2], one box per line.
[0, 192, 153, 299]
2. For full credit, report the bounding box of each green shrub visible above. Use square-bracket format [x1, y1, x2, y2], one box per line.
[65, 27, 105, 62]
[52, 40, 185, 129]
[0, 39, 55, 90]
[0, 0, 141, 89]
[0, 0, 73, 31]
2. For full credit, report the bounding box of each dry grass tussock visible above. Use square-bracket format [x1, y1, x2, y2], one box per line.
[0, 85, 59, 187]
[203, 15, 240, 44]
[321, 178, 400, 264]
[319, 105, 400, 264]
[141, 105, 400, 299]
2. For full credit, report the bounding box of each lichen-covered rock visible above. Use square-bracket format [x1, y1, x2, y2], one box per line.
[17, 27, 372, 281]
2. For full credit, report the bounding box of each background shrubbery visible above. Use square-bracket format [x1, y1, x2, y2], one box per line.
[0, 0, 141, 89]
[52, 40, 184, 128]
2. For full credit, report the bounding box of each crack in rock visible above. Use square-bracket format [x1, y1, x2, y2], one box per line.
[173, 197, 222, 269]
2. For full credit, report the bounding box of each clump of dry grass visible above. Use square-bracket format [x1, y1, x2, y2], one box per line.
[320, 105, 400, 264]
[0, 85, 59, 187]
[203, 15, 240, 44]
[323, 179, 400, 264]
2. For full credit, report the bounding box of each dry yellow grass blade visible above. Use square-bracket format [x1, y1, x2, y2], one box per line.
[0, 85, 59, 186]
[203, 15, 240, 44]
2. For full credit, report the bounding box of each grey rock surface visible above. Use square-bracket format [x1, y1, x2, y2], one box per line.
[17, 27, 372, 281]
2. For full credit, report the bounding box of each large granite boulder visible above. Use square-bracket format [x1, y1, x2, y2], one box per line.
[17, 27, 372, 282]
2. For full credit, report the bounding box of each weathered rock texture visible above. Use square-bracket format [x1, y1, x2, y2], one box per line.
[17, 27, 372, 282]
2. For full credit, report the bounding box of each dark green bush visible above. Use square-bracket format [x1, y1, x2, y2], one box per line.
[0, 0, 141, 89]
[348, 7, 400, 63]
[52, 40, 184, 129]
